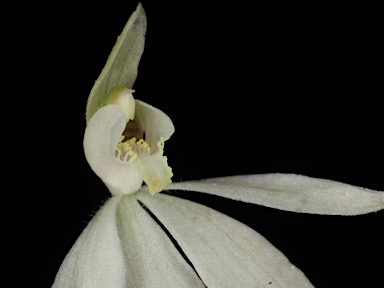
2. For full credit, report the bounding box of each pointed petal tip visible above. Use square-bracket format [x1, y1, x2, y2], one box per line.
[167, 173, 384, 215]
[86, 3, 147, 123]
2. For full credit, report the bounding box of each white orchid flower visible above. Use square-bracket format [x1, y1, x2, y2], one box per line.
[52, 4, 384, 288]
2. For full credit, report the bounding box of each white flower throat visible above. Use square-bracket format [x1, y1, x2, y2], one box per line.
[101, 85, 173, 195]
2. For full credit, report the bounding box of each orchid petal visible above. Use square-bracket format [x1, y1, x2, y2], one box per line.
[52, 197, 125, 288]
[133, 100, 175, 194]
[167, 173, 384, 215]
[84, 105, 143, 195]
[86, 3, 146, 123]
[137, 191, 314, 288]
[85, 102, 174, 195]
[136, 100, 175, 146]
[117, 195, 205, 287]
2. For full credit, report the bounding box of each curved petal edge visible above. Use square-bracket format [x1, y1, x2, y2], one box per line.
[137, 191, 315, 288]
[167, 173, 384, 215]
[52, 197, 125, 288]
[86, 3, 147, 123]
[84, 105, 143, 196]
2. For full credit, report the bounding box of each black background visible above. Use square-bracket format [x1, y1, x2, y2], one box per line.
[12, 1, 383, 287]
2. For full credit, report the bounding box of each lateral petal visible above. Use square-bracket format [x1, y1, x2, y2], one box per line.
[166, 173, 384, 215]
[117, 195, 205, 287]
[52, 197, 125, 288]
[137, 191, 314, 288]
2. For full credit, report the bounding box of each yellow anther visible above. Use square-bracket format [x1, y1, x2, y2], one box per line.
[114, 127, 172, 194]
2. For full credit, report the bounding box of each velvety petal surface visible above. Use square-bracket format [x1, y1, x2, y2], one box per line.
[84, 105, 143, 195]
[52, 197, 126, 288]
[84, 102, 174, 195]
[52, 194, 207, 287]
[117, 195, 205, 287]
[136, 100, 175, 146]
[166, 173, 384, 215]
[137, 191, 314, 288]
[86, 3, 146, 122]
